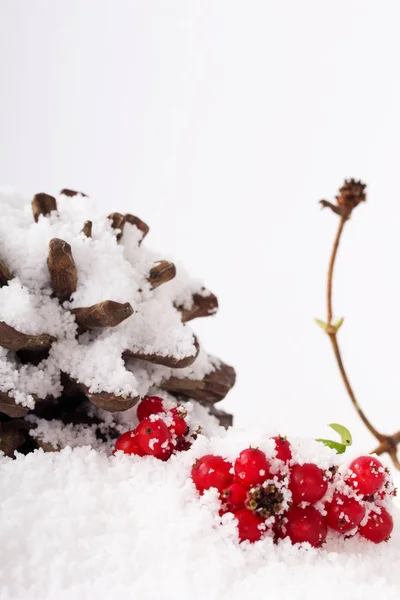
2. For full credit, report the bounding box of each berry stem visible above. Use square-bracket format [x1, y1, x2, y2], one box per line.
[326, 217, 346, 324]
[321, 184, 400, 468]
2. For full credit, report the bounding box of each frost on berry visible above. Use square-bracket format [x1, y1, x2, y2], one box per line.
[346, 456, 386, 496]
[135, 418, 171, 456]
[358, 507, 394, 544]
[234, 448, 271, 489]
[235, 509, 265, 543]
[279, 506, 327, 548]
[325, 493, 365, 533]
[271, 436, 292, 463]
[191, 455, 234, 494]
[289, 463, 328, 505]
[222, 483, 247, 508]
[114, 430, 146, 456]
[136, 396, 166, 422]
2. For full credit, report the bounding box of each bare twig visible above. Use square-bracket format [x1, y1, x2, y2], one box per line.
[319, 179, 399, 467]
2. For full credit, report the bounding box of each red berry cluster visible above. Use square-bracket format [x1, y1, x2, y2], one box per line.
[191, 437, 395, 547]
[114, 396, 196, 461]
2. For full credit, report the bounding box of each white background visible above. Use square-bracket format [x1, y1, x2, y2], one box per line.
[1, 1, 400, 452]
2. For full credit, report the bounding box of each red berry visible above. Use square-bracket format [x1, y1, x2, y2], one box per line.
[191, 455, 234, 494]
[235, 508, 265, 543]
[222, 483, 247, 507]
[155, 446, 173, 462]
[346, 456, 385, 495]
[326, 493, 366, 533]
[135, 418, 171, 456]
[271, 436, 292, 462]
[114, 431, 147, 456]
[282, 506, 327, 547]
[169, 407, 189, 437]
[136, 396, 165, 422]
[289, 463, 328, 504]
[234, 448, 271, 488]
[359, 508, 393, 543]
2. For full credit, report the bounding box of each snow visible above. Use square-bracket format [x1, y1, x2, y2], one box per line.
[28, 391, 220, 453]
[0, 189, 217, 406]
[0, 422, 399, 600]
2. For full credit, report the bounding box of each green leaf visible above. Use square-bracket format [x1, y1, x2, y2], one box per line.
[315, 439, 347, 454]
[314, 318, 327, 332]
[333, 317, 344, 331]
[328, 423, 352, 446]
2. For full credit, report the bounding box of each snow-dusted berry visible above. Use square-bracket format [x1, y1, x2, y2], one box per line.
[281, 506, 327, 547]
[271, 435, 292, 462]
[191, 455, 234, 494]
[289, 463, 328, 505]
[235, 508, 265, 543]
[222, 483, 247, 508]
[136, 396, 166, 422]
[234, 448, 271, 489]
[359, 507, 393, 543]
[325, 493, 365, 533]
[135, 418, 171, 456]
[346, 456, 385, 496]
[114, 431, 146, 456]
[169, 407, 189, 437]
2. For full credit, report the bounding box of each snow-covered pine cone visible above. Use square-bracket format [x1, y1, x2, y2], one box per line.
[0, 188, 235, 455]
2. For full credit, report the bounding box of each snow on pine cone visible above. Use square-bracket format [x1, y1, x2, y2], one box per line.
[0, 188, 235, 456]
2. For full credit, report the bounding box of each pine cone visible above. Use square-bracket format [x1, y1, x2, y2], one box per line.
[0, 188, 235, 453]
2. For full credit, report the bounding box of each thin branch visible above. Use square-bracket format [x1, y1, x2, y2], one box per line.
[327, 333, 383, 441]
[327, 217, 346, 324]
[320, 179, 400, 468]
